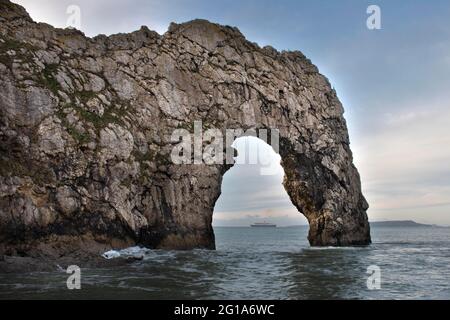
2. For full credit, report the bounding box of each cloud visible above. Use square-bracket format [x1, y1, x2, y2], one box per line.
[353, 105, 450, 224]
[384, 111, 430, 126]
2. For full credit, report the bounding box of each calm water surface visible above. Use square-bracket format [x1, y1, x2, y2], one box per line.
[0, 226, 449, 299]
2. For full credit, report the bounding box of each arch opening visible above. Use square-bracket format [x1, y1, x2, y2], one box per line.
[213, 136, 308, 231]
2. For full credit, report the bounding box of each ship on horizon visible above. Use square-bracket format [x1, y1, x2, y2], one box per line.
[250, 222, 277, 228]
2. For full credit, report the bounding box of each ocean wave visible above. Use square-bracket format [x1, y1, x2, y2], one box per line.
[305, 246, 366, 251]
[102, 246, 150, 260]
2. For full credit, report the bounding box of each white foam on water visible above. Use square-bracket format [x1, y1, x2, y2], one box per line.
[102, 250, 121, 260]
[306, 246, 365, 251]
[102, 246, 149, 259]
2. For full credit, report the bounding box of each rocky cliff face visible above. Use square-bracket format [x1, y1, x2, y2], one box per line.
[0, 0, 370, 262]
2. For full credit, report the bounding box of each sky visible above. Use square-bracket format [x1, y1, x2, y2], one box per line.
[12, 0, 450, 226]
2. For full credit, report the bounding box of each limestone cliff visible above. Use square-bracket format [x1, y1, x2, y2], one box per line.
[0, 0, 370, 261]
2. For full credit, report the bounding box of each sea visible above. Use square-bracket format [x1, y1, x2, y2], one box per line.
[0, 226, 449, 300]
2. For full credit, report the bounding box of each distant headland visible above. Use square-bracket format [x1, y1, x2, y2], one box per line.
[369, 220, 447, 228]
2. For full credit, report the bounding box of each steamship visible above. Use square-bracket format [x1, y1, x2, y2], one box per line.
[250, 222, 277, 228]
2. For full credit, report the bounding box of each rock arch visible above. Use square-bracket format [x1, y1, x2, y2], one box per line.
[0, 1, 370, 258]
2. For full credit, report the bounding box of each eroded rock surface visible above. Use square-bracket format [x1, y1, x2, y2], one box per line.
[0, 0, 370, 264]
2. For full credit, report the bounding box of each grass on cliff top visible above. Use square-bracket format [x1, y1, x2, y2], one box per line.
[66, 125, 91, 145]
[56, 101, 129, 146]
[78, 90, 96, 103]
[0, 155, 54, 185]
[41, 64, 61, 95]
[0, 37, 36, 69]
[76, 105, 127, 129]
[0, 38, 23, 51]
[55, 108, 92, 145]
